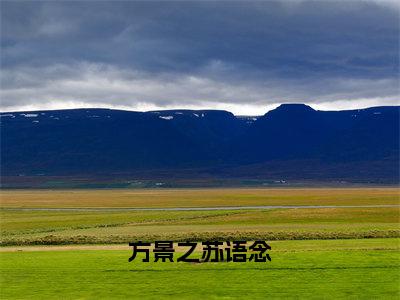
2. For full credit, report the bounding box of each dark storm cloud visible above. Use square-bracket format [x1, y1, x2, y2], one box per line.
[1, 1, 399, 114]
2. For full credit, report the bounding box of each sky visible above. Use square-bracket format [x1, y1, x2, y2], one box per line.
[1, 0, 399, 115]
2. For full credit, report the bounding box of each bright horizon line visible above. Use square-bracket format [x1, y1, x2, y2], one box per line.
[1, 101, 398, 116]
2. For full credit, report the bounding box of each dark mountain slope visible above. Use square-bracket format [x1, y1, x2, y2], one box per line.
[229, 104, 330, 162]
[149, 110, 248, 153]
[319, 106, 399, 162]
[2, 109, 207, 174]
[229, 104, 399, 165]
[1, 105, 398, 182]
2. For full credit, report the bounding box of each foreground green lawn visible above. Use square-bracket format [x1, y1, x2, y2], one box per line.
[1, 239, 399, 299]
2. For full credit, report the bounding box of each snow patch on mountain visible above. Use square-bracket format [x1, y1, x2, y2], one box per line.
[159, 116, 174, 120]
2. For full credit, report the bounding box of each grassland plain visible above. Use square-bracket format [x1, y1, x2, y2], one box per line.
[1, 207, 399, 245]
[0, 239, 399, 299]
[1, 188, 400, 245]
[1, 188, 399, 299]
[2, 187, 399, 208]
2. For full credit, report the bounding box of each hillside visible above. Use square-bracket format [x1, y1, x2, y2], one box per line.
[1, 104, 399, 185]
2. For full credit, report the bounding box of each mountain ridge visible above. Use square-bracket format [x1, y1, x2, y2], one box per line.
[1, 104, 399, 184]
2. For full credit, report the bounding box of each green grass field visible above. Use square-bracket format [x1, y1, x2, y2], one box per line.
[1, 239, 399, 299]
[1, 188, 399, 299]
[1, 207, 399, 245]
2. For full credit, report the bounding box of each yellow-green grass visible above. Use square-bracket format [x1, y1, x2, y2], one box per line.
[1, 188, 399, 245]
[1, 188, 399, 298]
[1, 239, 399, 299]
[1, 187, 399, 208]
[2, 207, 399, 245]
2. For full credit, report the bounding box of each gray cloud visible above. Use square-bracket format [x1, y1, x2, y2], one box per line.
[1, 0, 399, 114]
